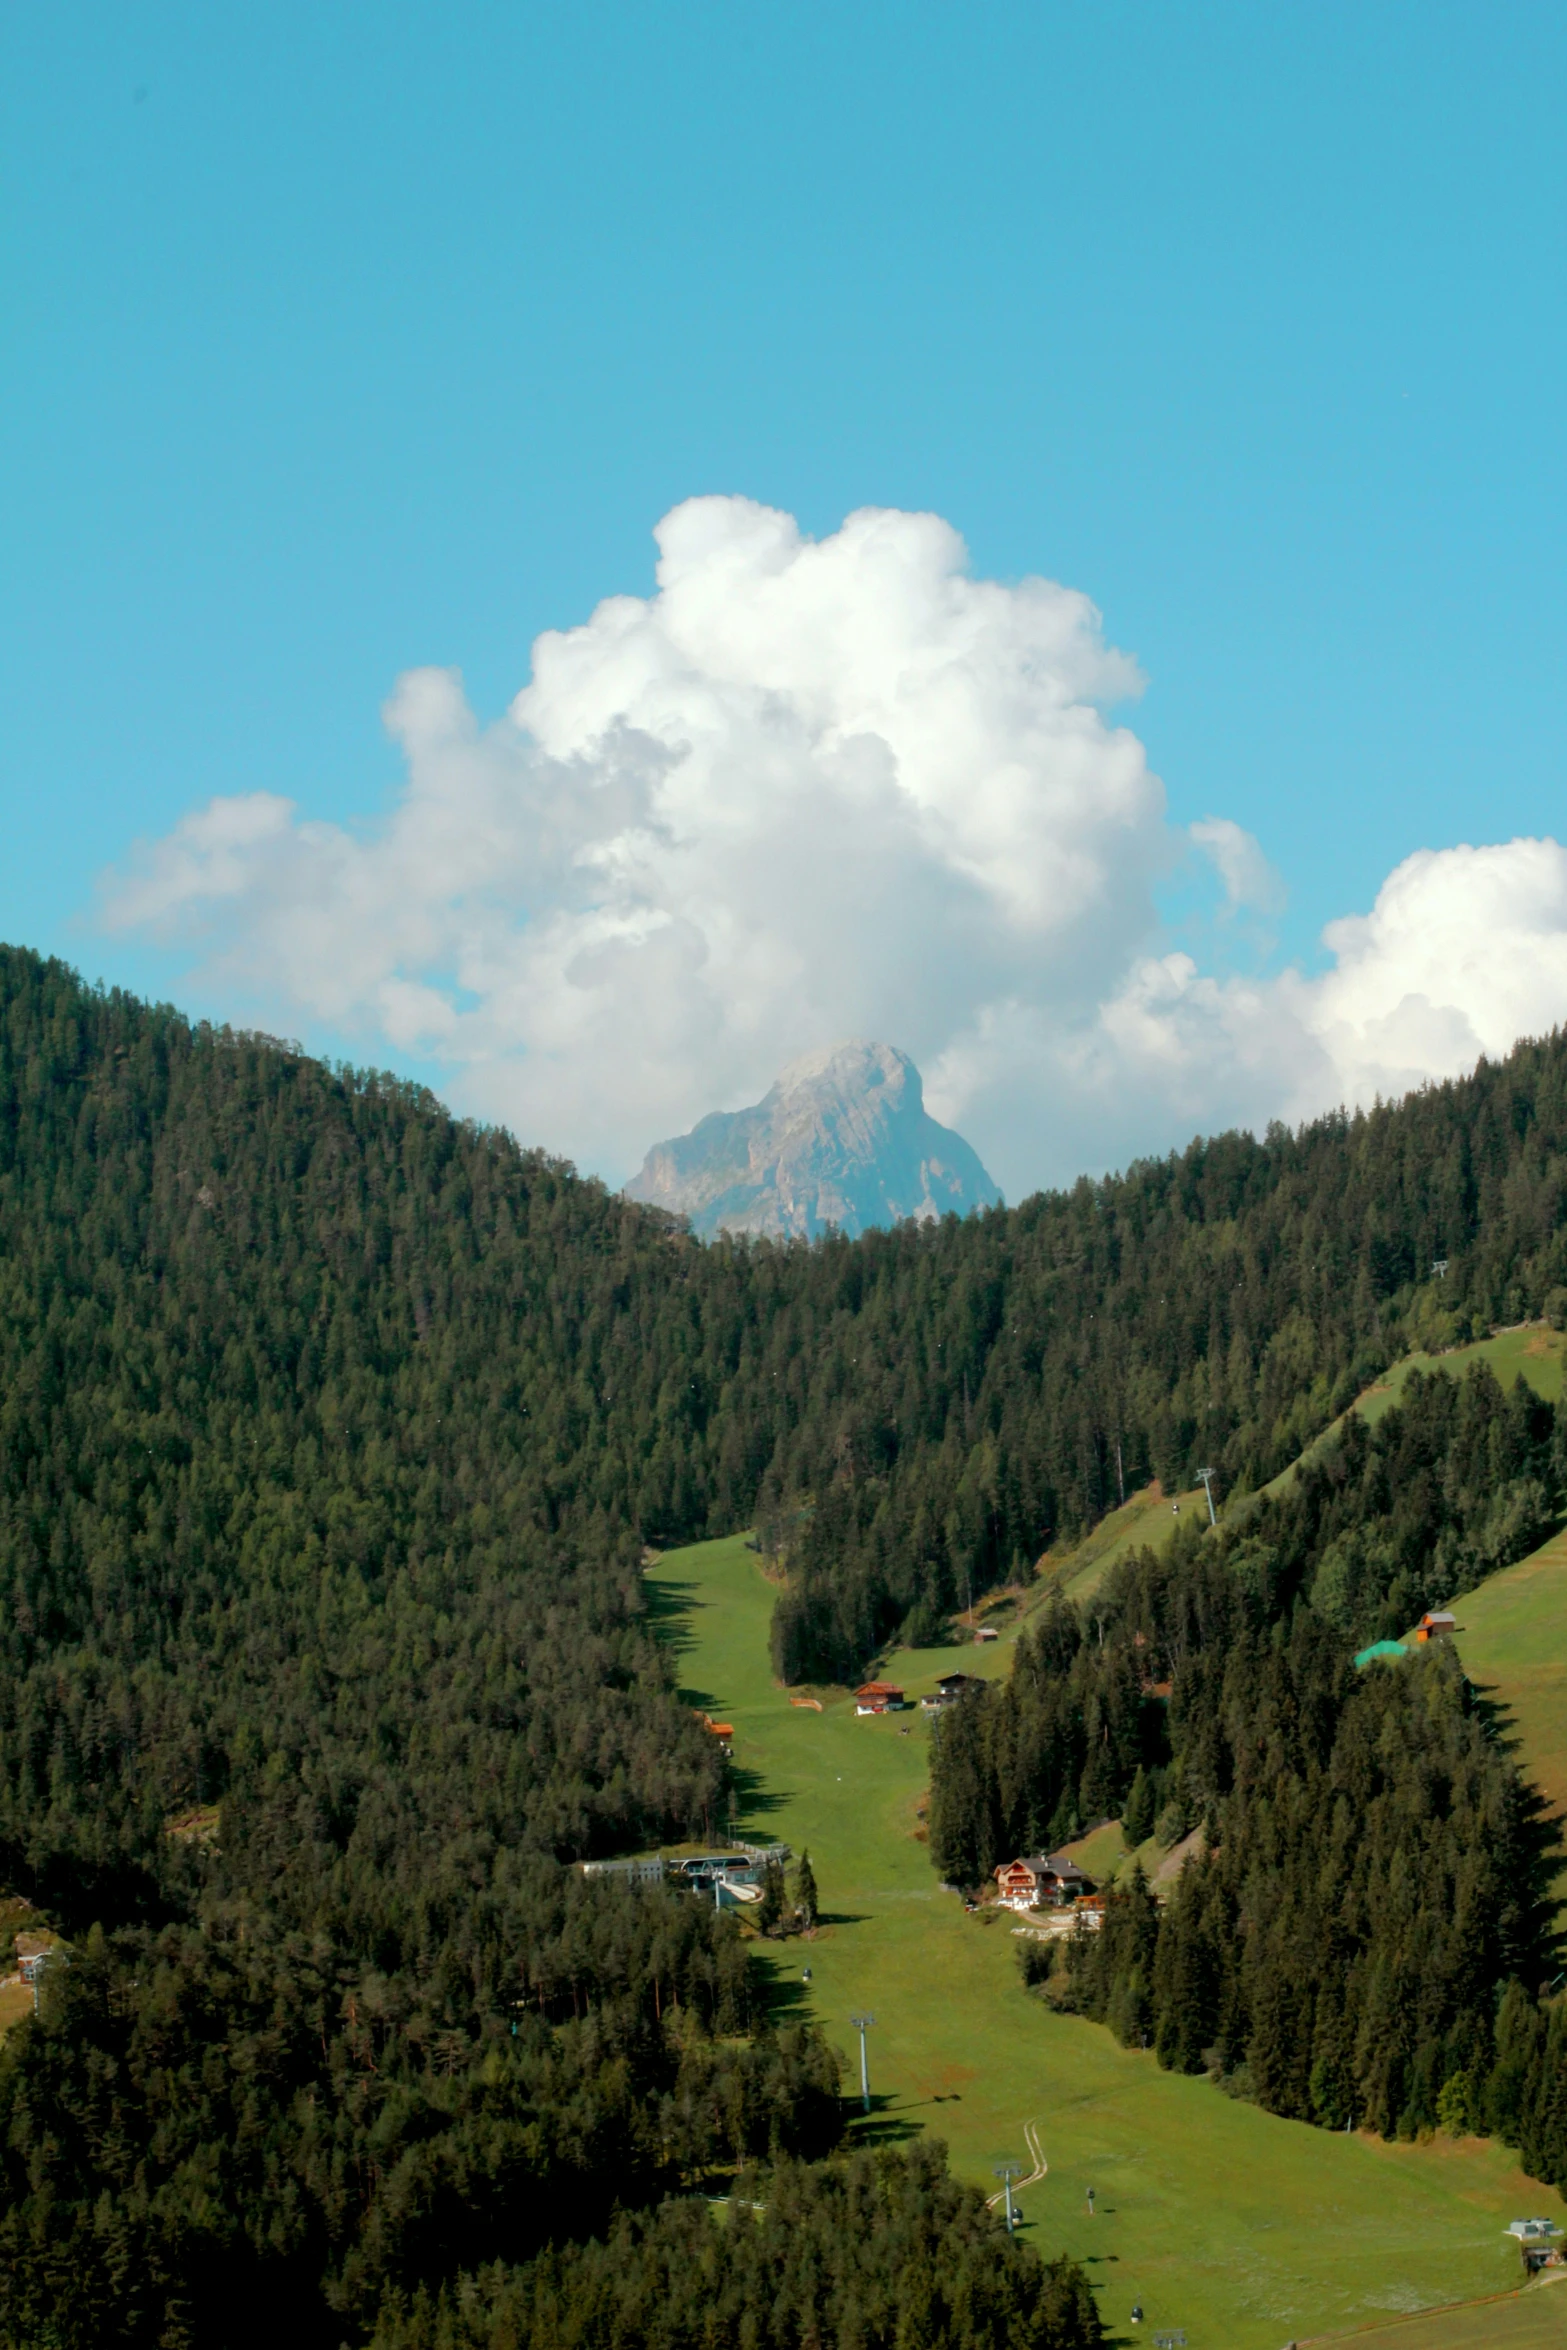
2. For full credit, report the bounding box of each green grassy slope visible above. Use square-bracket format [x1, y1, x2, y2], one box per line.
[1262, 1327, 1567, 1499]
[1446, 1527, 1567, 1827]
[1309, 2276, 1567, 2348]
[1360, 1326, 1567, 1425]
[1032, 1483, 1210, 1610]
[648, 1535, 1563, 2350]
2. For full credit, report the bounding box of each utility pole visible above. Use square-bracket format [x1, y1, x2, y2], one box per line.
[1196, 1467, 1218, 1527]
[993, 2160, 1022, 2232]
[849, 2012, 875, 2113]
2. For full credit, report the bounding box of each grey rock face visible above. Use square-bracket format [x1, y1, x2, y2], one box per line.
[624, 1041, 1001, 1241]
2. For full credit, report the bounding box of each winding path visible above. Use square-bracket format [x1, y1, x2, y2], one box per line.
[986, 2118, 1048, 2209]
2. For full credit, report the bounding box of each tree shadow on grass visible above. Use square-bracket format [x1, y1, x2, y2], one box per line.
[642, 1574, 706, 1670]
[1466, 1679, 1565, 1940]
[1468, 1676, 1524, 1753]
[727, 1763, 792, 1822]
[845, 2099, 921, 2147]
[746, 1949, 816, 2023]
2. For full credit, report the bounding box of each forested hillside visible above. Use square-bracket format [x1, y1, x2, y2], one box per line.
[927, 1363, 1566, 2176]
[4, 942, 1567, 2337]
[0, 959, 840, 2345]
[766, 1040, 1567, 1679]
[369, 2146, 1103, 2350]
[0, 948, 1099, 2348]
[18, 944, 1567, 1718]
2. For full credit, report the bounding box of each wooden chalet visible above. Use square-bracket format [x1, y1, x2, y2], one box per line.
[922, 1672, 985, 1711]
[855, 1680, 905, 1715]
[993, 1852, 1090, 1910]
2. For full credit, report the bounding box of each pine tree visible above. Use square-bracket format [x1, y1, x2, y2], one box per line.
[1153, 1865, 1220, 2075]
[757, 1859, 786, 1936]
[792, 1849, 819, 1931]
[1122, 1766, 1155, 1847]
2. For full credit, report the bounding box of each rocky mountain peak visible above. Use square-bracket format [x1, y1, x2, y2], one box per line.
[624, 1041, 1001, 1240]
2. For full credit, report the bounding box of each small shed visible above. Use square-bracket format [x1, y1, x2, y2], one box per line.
[973, 1626, 1000, 1644]
[1417, 1611, 1458, 1642]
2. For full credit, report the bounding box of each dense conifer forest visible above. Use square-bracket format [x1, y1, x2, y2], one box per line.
[3, 943, 1567, 2338]
[0, 949, 1095, 2346]
[367, 2146, 1104, 2350]
[927, 1369, 1566, 2169]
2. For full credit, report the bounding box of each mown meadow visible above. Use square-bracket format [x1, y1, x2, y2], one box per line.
[649, 1532, 1565, 2348]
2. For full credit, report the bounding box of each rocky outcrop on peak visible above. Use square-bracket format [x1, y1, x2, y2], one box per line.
[624, 1041, 1001, 1241]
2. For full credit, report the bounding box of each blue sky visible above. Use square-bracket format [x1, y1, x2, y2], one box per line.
[6, 3, 1566, 1190]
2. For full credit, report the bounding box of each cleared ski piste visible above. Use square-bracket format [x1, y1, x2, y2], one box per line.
[647, 1532, 1566, 2349]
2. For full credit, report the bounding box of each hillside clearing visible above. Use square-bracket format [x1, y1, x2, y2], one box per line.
[1032, 1482, 1208, 1610]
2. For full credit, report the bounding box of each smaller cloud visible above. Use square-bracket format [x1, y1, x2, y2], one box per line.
[927, 836, 1567, 1186]
[1190, 816, 1286, 916]
[1306, 836, 1567, 1105]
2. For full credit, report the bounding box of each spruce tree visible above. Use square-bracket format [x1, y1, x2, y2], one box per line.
[1122, 1766, 1155, 1847]
[757, 1859, 786, 1936]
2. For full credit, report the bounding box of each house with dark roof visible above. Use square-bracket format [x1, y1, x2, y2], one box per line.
[922, 1671, 985, 1711]
[994, 1853, 1090, 1910]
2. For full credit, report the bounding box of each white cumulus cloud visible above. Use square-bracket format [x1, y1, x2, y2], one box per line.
[102, 497, 1168, 1183]
[99, 498, 1567, 1195]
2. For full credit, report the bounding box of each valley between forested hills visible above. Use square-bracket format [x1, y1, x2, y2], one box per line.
[641, 1520, 1567, 2348]
[4, 944, 1567, 2344]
